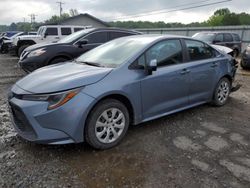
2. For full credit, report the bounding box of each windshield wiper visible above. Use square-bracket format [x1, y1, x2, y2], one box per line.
[75, 60, 104, 67]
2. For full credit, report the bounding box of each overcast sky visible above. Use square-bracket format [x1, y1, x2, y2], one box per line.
[0, 0, 249, 25]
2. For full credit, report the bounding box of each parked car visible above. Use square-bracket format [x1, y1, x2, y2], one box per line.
[192, 32, 242, 57]
[241, 45, 250, 69]
[1, 32, 26, 53]
[11, 25, 90, 57]
[8, 35, 237, 149]
[18, 28, 141, 72]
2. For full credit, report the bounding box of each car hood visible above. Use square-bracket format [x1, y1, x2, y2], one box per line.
[16, 62, 112, 94]
[18, 35, 41, 39]
[25, 42, 61, 51]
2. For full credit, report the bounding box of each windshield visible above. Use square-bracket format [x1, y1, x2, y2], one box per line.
[37, 27, 45, 36]
[76, 37, 153, 68]
[192, 33, 215, 43]
[58, 29, 94, 43]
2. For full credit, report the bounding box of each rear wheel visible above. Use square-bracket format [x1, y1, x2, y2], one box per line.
[240, 59, 248, 69]
[85, 99, 129, 150]
[212, 77, 231, 106]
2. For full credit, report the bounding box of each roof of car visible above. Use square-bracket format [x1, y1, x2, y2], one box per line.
[111, 34, 195, 43]
[196, 31, 239, 35]
[90, 27, 142, 34]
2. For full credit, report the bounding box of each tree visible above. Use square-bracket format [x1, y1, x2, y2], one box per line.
[45, 13, 70, 24]
[222, 13, 240, 26]
[9, 23, 17, 31]
[214, 8, 230, 16]
[69, 9, 79, 17]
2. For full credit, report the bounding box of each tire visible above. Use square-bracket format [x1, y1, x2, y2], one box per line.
[240, 59, 248, 69]
[18, 45, 29, 57]
[212, 77, 231, 106]
[49, 57, 68, 65]
[85, 99, 130, 150]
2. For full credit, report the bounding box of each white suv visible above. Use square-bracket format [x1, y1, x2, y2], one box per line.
[12, 25, 90, 56]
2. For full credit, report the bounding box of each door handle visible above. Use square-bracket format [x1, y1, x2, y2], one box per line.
[180, 68, 190, 75]
[211, 62, 218, 68]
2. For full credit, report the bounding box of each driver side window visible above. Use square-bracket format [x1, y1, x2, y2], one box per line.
[145, 39, 183, 67]
[131, 39, 183, 69]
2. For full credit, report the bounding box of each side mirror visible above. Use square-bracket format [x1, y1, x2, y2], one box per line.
[147, 59, 157, 75]
[76, 39, 88, 48]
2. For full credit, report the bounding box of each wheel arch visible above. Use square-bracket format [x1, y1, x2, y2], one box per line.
[87, 93, 136, 126]
[17, 40, 36, 47]
[47, 53, 72, 65]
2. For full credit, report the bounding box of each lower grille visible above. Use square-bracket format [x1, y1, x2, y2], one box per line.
[9, 103, 36, 138]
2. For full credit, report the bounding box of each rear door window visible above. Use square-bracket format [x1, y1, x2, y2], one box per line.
[232, 34, 241, 41]
[224, 33, 233, 42]
[45, 28, 58, 36]
[214, 34, 223, 42]
[61, 28, 72, 35]
[185, 39, 216, 61]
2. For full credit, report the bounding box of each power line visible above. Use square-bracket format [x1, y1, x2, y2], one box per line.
[56, 1, 65, 17]
[103, 0, 232, 21]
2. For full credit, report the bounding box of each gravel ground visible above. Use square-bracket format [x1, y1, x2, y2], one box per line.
[0, 54, 250, 187]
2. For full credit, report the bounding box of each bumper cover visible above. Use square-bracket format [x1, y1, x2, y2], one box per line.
[8, 86, 96, 144]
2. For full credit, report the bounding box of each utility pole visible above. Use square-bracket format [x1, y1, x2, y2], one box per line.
[56, 1, 65, 17]
[23, 17, 26, 23]
[28, 14, 37, 24]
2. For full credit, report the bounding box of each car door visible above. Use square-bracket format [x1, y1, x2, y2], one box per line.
[71, 31, 108, 57]
[77, 31, 108, 54]
[140, 39, 190, 120]
[43, 27, 60, 42]
[183, 39, 219, 104]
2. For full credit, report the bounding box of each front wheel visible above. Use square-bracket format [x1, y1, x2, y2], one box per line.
[212, 77, 231, 106]
[85, 99, 129, 150]
[18, 45, 30, 57]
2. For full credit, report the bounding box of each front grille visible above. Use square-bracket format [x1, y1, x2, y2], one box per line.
[9, 103, 36, 138]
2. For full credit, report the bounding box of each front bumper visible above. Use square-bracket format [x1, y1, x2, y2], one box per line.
[18, 53, 47, 72]
[8, 86, 96, 144]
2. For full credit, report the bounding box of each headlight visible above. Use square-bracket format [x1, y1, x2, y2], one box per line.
[27, 48, 46, 58]
[22, 89, 80, 110]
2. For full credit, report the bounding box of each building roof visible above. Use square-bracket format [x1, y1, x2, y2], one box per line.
[60, 13, 109, 27]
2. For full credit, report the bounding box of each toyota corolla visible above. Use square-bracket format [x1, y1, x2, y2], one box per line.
[8, 35, 237, 149]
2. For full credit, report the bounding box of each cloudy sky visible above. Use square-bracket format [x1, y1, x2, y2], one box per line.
[0, 0, 249, 25]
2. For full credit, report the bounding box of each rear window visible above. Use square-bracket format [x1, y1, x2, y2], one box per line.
[46, 28, 58, 36]
[232, 34, 241, 41]
[61, 28, 72, 35]
[109, 32, 134, 40]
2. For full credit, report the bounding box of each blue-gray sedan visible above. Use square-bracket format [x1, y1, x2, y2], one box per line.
[8, 35, 237, 149]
